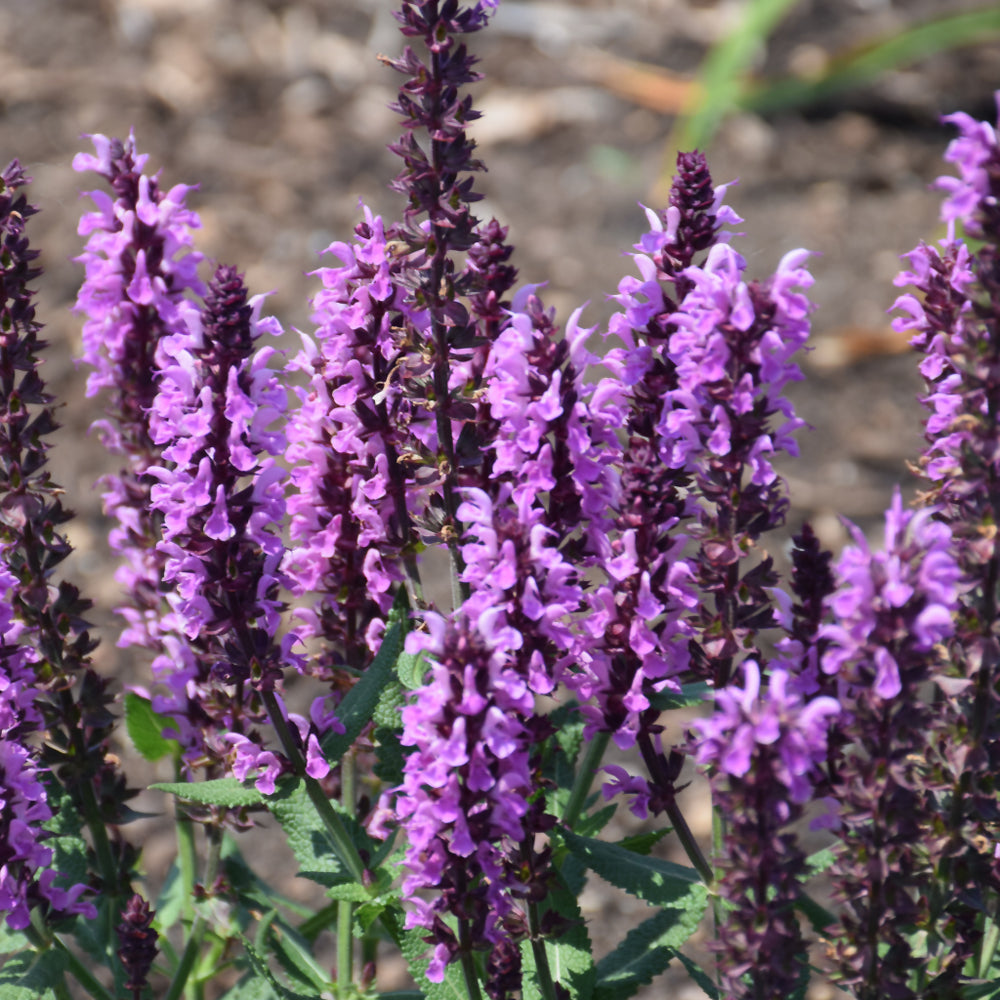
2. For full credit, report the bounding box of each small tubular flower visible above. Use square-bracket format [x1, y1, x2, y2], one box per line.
[146, 265, 296, 780]
[692, 659, 838, 999]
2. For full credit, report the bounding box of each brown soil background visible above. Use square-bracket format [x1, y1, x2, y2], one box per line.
[3, 0, 1000, 996]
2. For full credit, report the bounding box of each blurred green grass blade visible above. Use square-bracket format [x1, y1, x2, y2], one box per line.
[674, 0, 801, 152]
[742, 7, 1000, 116]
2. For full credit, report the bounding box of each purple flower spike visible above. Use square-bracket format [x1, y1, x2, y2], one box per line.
[74, 133, 206, 655]
[390, 613, 534, 982]
[692, 659, 838, 998]
[146, 265, 293, 776]
[820, 490, 963, 997]
[283, 207, 413, 675]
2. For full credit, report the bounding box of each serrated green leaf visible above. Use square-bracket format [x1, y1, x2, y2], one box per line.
[396, 649, 428, 690]
[522, 875, 594, 1000]
[593, 910, 685, 1000]
[373, 680, 407, 787]
[616, 828, 670, 856]
[124, 692, 182, 762]
[575, 804, 617, 838]
[400, 927, 470, 1000]
[321, 611, 405, 762]
[265, 778, 350, 889]
[672, 951, 719, 999]
[217, 974, 280, 1000]
[265, 917, 334, 993]
[241, 935, 318, 1000]
[0, 923, 27, 956]
[0, 948, 67, 999]
[562, 830, 707, 911]
[151, 778, 264, 808]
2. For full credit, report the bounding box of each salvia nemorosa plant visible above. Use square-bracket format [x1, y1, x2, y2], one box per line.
[5, 5, 1000, 1000]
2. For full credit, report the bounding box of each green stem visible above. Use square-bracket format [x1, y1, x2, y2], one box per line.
[527, 903, 559, 1000]
[262, 690, 367, 884]
[338, 753, 357, 996]
[23, 919, 114, 1000]
[561, 731, 610, 828]
[175, 759, 198, 925]
[664, 794, 714, 889]
[75, 773, 118, 894]
[457, 919, 484, 1000]
[163, 828, 223, 1000]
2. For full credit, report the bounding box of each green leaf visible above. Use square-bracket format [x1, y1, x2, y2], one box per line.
[154, 862, 186, 934]
[151, 778, 265, 809]
[671, 951, 719, 999]
[804, 846, 836, 876]
[673, 0, 800, 150]
[593, 910, 690, 1000]
[396, 649, 428, 690]
[240, 935, 317, 1000]
[321, 609, 406, 762]
[264, 917, 334, 993]
[616, 828, 670, 856]
[575, 804, 616, 839]
[400, 927, 470, 1000]
[378, 993, 425, 1000]
[217, 974, 280, 1000]
[0, 949, 67, 1000]
[522, 875, 594, 1000]
[0, 923, 27, 956]
[372, 680, 407, 787]
[266, 778, 351, 889]
[562, 830, 708, 912]
[648, 682, 712, 712]
[124, 692, 182, 762]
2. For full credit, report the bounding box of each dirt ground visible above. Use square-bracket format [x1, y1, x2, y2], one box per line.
[3, 0, 1000, 997]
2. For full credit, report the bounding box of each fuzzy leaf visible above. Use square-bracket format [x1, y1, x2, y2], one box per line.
[522, 875, 594, 1000]
[396, 649, 428, 690]
[265, 778, 352, 889]
[151, 778, 264, 808]
[321, 607, 405, 762]
[124, 692, 181, 762]
[264, 917, 334, 993]
[672, 951, 719, 999]
[400, 927, 470, 1000]
[593, 909, 691, 1000]
[562, 830, 707, 912]
[0, 949, 66, 1000]
[616, 828, 670, 856]
[241, 935, 317, 1000]
[217, 975, 279, 1000]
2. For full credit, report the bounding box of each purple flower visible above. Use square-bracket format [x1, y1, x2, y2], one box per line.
[820, 490, 959, 699]
[820, 491, 963, 997]
[691, 660, 837, 997]
[390, 613, 534, 982]
[694, 660, 839, 805]
[283, 207, 411, 673]
[145, 265, 295, 778]
[74, 133, 206, 654]
[935, 93, 1000, 234]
